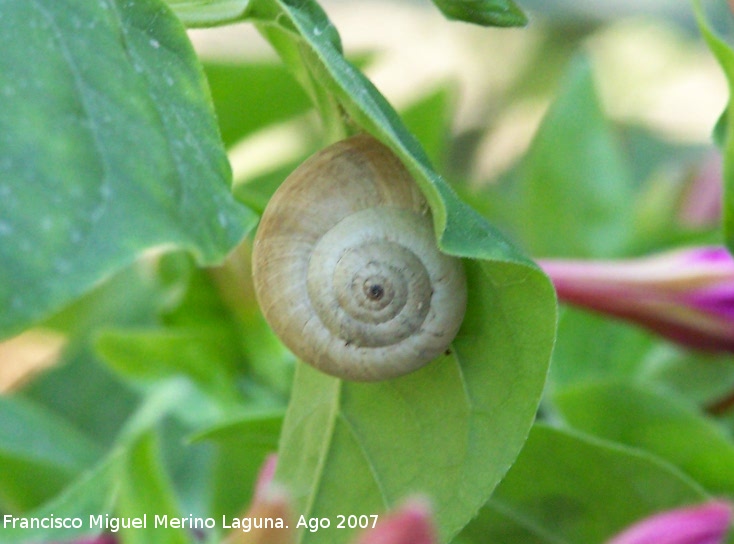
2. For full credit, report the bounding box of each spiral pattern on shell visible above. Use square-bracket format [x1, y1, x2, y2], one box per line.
[252, 134, 467, 381]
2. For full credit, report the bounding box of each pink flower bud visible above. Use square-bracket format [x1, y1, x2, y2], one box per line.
[354, 498, 436, 544]
[252, 454, 279, 501]
[540, 246, 734, 352]
[606, 501, 732, 544]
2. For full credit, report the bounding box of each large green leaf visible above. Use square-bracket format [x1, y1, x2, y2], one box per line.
[0, 0, 255, 340]
[507, 55, 634, 258]
[276, 260, 554, 543]
[693, 0, 734, 253]
[238, 2, 557, 542]
[554, 382, 734, 496]
[547, 307, 655, 393]
[457, 424, 708, 544]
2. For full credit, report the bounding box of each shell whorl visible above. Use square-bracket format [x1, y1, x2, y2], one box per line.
[252, 134, 467, 381]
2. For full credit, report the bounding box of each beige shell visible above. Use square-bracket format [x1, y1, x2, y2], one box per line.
[252, 134, 467, 381]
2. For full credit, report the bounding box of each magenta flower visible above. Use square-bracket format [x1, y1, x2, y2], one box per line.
[540, 246, 734, 352]
[605, 501, 732, 544]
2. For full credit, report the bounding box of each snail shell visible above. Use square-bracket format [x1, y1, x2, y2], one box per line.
[252, 134, 467, 381]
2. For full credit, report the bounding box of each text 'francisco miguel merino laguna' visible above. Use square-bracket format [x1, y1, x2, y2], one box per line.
[3, 514, 286, 533]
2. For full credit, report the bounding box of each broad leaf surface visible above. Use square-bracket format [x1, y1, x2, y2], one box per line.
[497, 55, 633, 258]
[0, 0, 255, 340]
[547, 308, 654, 392]
[277, 261, 554, 543]
[243, 2, 557, 542]
[457, 424, 708, 544]
[554, 382, 734, 496]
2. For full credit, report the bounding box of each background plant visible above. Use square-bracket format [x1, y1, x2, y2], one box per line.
[0, 0, 733, 543]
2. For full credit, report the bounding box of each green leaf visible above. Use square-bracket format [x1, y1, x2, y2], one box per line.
[548, 308, 734, 407]
[0, 0, 255, 340]
[714, 109, 728, 149]
[242, 2, 556, 542]
[401, 87, 454, 172]
[457, 424, 708, 544]
[22, 347, 141, 448]
[21, 262, 170, 447]
[693, 0, 734, 253]
[116, 378, 219, 446]
[0, 452, 120, 543]
[210, 250, 299, 398]
[548, 307, 655, 392]
[204, 60, 313, 147]
[2, 370, 214, 544]
[248, 0, 544, 264]
[111, 381, 211, 543]
[115, 378, 224, 520]
[638, 350, 734, 406]
[554, 382, 734, 496]
[116, 432, 193, 544]
[164, 0, 251, 27]
[513, 55, 634, 258]
[252, 3, 346, 142]
[93, 251, 293, 403]
[0, 396, 102, 511]
[97, 327, 243, 403]
[277, 259, 554, 544]
[192, 412, 283, 518]
[430, 0, 528, 27]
